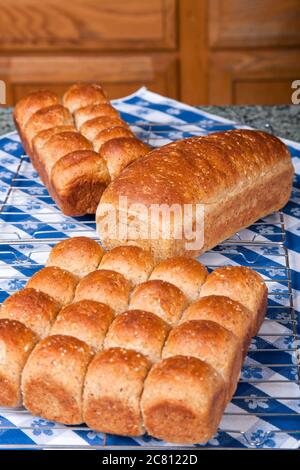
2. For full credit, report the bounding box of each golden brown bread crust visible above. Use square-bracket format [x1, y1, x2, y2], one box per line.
[63, 83, 108, 113]
[74, 269, 131, 313]
[129, 280, 188, 326]
[141, 355, 226, 444]
[13, 90, 59, 129]
[24, 105, 73, 148]
[46, 236, 105, 278]
[32, 125, 77, 154]
[74, 103, 119, 129]
[50, 300, 114, 352]
[50, 150, 111, 216]
[181, 295, 252, 354]
[93, 126, 134, 152]
[199, 266, 268, 335]
[38, 131, 92, 176]
[0, 319, 38, 406]
[162, 319, 242, 400]
[97, 130, 293, 260]
[99, 245, 155, 286]
[100, 137, 150, 180]
[80, 116, 129, 141]
[83, 347, 150, 436]
[22, 335, 92, 424]
[26, 266, 78, 306]
[149, 256, 208, 302]
[104, 310, 170, 363]
[0, 288, 60, 338]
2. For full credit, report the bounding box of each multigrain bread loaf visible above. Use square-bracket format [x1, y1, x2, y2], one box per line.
[14, 83, 150, 216]
[0, 319, 38, 406]
[199, 266, 267, 335]
[46, 236, 105, 278]
[74, 269, 131, 313]
[129, 280, 188, 326]
[0, 237, 269, 444]
[141, 355, 226, 444]
[83, 347, 151, 436]
[104, 310, 170, 363]
[50, 300, 114, 352]
[22, 335, 92, 424]
[27, 266, 78, 306]
[97, 129, 293, 260]
[0, 288, 60, 338]
[99, 245, 155, 286]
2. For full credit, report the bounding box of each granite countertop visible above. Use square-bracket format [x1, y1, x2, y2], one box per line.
[1, 105, 299, 142]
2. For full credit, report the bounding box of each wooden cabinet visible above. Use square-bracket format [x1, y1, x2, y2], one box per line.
[0, 0, 299, 105]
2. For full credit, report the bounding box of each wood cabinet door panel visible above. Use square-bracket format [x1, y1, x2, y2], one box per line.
[209, 0, 300, 48]
[1, 54, 178, 105]
[0, 0, 176, 51]
[209, 50, 300, 104]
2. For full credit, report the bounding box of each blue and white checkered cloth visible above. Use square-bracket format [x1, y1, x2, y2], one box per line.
[0, 88, 299, 449]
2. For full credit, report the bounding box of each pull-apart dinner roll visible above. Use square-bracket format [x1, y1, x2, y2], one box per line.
[63, 83, 108, 113]
[162, 320, 242, 400]
[51, 300, 114, 352]
[104, 310, 170, 363]
[100, 137, 150, 181]
[38, 131, 92, 177]
[46, 236, 105, 278]
[24, 105, 73, 149]
[93, 126, 134, 152]
[181, 295, 253, 354]
[50, 150, 111, 216]
[141, 355, 226, 444]
[199, 266, 267, 335]
[74, 103, 119, 128]
[32, 125, 77, 154]
[27, 266, 78, 306]
[74, 269, 130, 313]
[80, 116, 129, 141]
[149, 256, 208, 302]
[0, 288, 60, 338]
[0, 319, 38, 406]
[22, 335, 92, 424]
[83, 347, 150, 436]
[14, 90, 59, 129]
[99, 245, 155, 286]
[129, 280, 187, 326]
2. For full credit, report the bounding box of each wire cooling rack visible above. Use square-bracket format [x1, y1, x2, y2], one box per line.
[0, 123, 299, 449]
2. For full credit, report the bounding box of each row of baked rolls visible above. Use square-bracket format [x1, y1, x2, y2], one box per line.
[13, 83, 150, 216]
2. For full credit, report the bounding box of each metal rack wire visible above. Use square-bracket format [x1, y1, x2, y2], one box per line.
[0, 123, 299, 449]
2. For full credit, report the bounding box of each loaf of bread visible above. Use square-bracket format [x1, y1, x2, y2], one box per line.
[83, 347, 150, 436]
[0, 319, 38, 407]
[0, 288, 60, 337]
[14, 83, 150, 216]
[0, 236, 268, 444]
[22, 335, 92, 424]
[97, 129, 293, 260]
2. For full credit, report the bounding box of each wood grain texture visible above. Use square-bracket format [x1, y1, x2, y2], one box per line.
[209, 0, 300, 48]
[0, 0, 176, 51]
